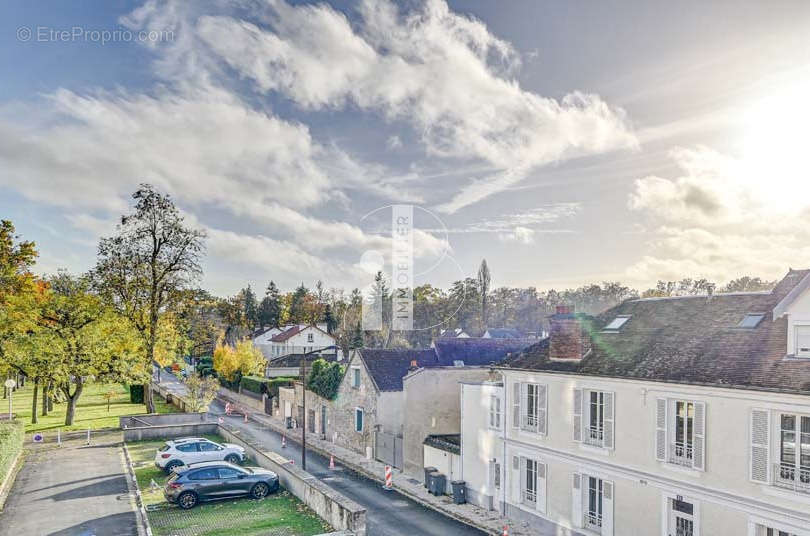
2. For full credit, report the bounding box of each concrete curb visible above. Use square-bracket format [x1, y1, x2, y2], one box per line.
[122, 443, 154, 536]
[0, 450, 24, 512]
[227, 402, 502, 536]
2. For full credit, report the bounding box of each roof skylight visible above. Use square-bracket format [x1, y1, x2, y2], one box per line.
[738, 313, 765, 329]
[603, 315, 631, 331]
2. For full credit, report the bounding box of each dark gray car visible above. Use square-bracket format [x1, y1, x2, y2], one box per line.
[164, 461, 279, 509]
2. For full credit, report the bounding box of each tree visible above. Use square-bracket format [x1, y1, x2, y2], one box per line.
[288, 283, 310, 324]
[306, 358, 344, 400]
[642, 278, 716, 298]
[152, 312, 190, 382]
[38, 273, 140, 425]
[258, 281, 282, 328]
[93, 184, 206, 413]
[477, 259, 491, 331]
[721, 276, 776, 293]
[213, 339, 265, 384]
[241, 285, 259, 330]
[183, 372, 220, 412]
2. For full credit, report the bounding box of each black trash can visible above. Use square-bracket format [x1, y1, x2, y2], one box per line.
[451, 480, 466, 504]
[423, 466, 437, 489]
[430, 472, 446, 495]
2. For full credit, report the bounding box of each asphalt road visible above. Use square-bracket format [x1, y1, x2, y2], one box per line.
[0, 431, 139, 536]
[208, 398, 486, 536]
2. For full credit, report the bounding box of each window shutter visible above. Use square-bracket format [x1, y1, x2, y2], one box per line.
[512, 382, 521, 429]
[573, 388, 583, 442]
[603, 392, 615, 450]
[750, 409, 770, 483]
[601, 480, 614, 536]
[693, 402, 706, 471]
[512, 456, 521, 503]
[520, 383, 528, 430]
[571, 473, 582, 528]
[519, 457, 527, 504]
[538, 384, 548, 435]
[655, 398, 667, 461]
[536, 463, 547, 513]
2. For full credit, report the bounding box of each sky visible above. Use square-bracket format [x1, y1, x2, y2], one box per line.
[1, 0, 809, 297]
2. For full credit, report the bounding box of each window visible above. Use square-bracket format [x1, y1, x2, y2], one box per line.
[352, 368, 361, 388]
[176, 442, 199, 453]
[738, 313, 765, 328]
[774, 413, 810, 493]
[492, 461, 501, 489]
[667, 497, 696, 536]
[489, 395, 502, 430]
[218, 467, 242, 479]
[307, 332, 314, 343]
[575, 389, 614, 449]
[523, 458, 538, 506]
[518, 383, 546, 434]
[573, 473, 613, 534]
[199, 441, 220, 452]
[603, 315, 630, 331]
[355, 407, 364, 432]
[189, 468, 219, 480]
[656, 398, 705, 470]
[585, 476, 603, 531]
[757, 526, 797, 536]
[796, 326, 810, 357]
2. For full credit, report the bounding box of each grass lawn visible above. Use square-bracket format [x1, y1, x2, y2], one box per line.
[7, 381, 175, 434]
[127, 438, 331, 536]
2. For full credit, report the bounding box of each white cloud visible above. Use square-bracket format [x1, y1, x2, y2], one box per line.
[627, 146, 810, 284]
[146, 0, 636, 213]
[499, 226, 536, 244]
[386, 135, 402, 150]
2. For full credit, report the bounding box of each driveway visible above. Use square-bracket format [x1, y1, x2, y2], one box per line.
[0, 430, 140, 536]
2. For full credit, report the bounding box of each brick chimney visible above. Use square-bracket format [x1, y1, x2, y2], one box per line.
[549, 305, 585, 361]
[408, 359, 419, 372]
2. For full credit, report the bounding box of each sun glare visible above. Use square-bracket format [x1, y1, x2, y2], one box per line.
[741, 79, 810, 209]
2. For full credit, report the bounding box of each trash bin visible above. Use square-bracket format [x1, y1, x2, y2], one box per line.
[285, 416, 292, 429]
[429, 472, 446, 495]
[423, 466, 437, 488]
[451, 480, 467, 504]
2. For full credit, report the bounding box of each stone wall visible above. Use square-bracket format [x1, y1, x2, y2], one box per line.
[329, 354, 379, 456]
[122, 422, 219, 441]
[119, 412, 207, 429]
[218, 387, 266, 413]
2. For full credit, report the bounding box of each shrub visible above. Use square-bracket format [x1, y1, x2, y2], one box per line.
[240, 375, 270, 395]
[0, 421, 23, 488]
[129, 384, 145, 404]
[307, 359, 345, 400]
[266, 377, 295, 398]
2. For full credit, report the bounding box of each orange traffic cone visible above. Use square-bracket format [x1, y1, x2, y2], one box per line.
[281, 435, 286, 448]
[244, 412, 248, 423]
[502, 525, 509, 536]
[329, 455, 335, 470]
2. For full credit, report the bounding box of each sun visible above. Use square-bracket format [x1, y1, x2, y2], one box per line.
[740, 79, 810, 209]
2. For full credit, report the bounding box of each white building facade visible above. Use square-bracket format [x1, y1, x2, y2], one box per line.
[253, 324, 338, 360]
[461, 270, 810, 536]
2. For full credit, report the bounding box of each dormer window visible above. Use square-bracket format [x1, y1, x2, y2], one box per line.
[603, 315, 630, 332]
[738, 313, 765, 329]
[796, 326, 810, 358]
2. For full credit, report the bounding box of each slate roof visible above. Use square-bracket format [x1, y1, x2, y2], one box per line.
[423, 434, 461, 455]
[433, 337, 535, 367]
[503, 269, 810, 394]
[485, 328, 525, 339]
[357, 349, 439, 392]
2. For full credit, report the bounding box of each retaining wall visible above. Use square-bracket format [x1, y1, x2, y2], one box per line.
[122, 422, 219, 442]
[119, 412, 207, 429]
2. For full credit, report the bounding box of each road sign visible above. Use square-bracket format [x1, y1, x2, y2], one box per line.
[4, 379, 16, 389]
[33, 433, 44, 443]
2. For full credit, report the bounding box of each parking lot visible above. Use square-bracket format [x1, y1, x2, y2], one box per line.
[126, 436, 331, 536]
[0, 430, 140, 536]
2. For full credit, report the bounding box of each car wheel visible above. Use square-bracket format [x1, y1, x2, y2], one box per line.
[225, 454, 241, 464]
[177, 491, 198, 510]
[250, 482, 270, 499]
[165, 460, 183, 473]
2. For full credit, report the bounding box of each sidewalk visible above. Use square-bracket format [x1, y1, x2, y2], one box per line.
[217, 391, 535, 536]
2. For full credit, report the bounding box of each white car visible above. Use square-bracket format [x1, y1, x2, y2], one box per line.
[154, 437, 246, 473]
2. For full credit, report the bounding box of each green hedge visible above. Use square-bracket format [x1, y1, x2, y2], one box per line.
[266, 377, 295, 398]
[129, 384, 145, 404]
[307, 359, 345, 400]
[0, 421, 23, 488]
[240, 375, 269, 395]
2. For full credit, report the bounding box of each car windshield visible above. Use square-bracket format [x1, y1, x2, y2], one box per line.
[166, 472, 179, 483]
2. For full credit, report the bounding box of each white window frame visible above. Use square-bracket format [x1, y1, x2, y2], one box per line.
[660, 492, 700, 536]
[354, 407, 364, 432]
[773, 411, 810, 494]
[575, 388, 615, 450]
[573, 472, 613, 535]
[518, 382, 547, 434]
[513, 454, 546, 514]
[307, 332, 314, 343]
[657, 398, 705, 471]
[352, 367, 361, 388]
[489, 395, 502, 430]
[795, 325, 810, 358]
